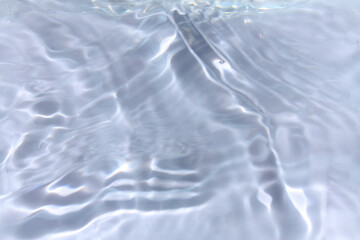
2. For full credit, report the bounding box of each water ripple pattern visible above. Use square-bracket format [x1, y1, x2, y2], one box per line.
[0, 0, 360, 240]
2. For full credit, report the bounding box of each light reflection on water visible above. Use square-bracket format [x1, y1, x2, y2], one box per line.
[0, 0, 360, 239]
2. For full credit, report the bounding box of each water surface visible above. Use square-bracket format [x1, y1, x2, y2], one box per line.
[0, 0, 360, 239]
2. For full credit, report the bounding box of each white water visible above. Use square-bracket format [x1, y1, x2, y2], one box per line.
[0, 0, 360, 239]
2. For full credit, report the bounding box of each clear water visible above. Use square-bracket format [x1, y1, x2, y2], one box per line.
[0, 0, 360, 239]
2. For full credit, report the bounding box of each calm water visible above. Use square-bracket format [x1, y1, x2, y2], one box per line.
[0, 0, 360, 239]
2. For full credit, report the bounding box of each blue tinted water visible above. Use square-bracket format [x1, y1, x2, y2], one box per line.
[0, 0, 360, 239]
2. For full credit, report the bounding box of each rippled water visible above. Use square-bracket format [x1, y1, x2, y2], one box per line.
[0, 0, 360, 239]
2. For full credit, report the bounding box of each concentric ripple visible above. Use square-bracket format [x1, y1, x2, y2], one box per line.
[0, 0, 360, 240]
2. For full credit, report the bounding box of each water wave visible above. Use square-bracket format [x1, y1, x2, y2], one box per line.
[0, 0, 359, 239]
